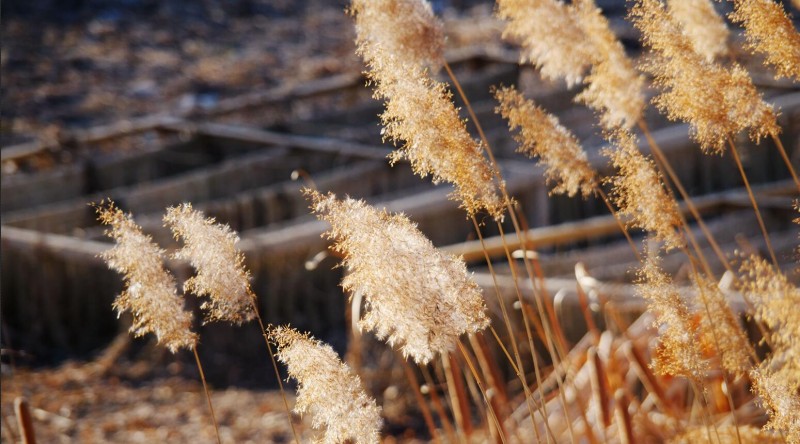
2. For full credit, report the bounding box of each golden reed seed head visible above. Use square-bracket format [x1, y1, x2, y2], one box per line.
[631, 0, 780, 154]
[667, 0, 730, 62]
[96, 202, 197, 353]
[369, 59, 505, 219]
[669, 425, 785, 444]
[751, 368, 800, 442]
[730, 0, 800, 81]
[496, 0, 593, 87]
[164, 204, 255, 325]
[306, 190, 490, 364]
[738, 255, 800, 367]
[350, 0, 444, 69]
[494, 86, 597, 197]
[603, 131, 685, 251]
[271, 326, 382, 444]
[692, 274, 752, 376]
[573, 0, 646, 131]
[636, 252, 708, 381]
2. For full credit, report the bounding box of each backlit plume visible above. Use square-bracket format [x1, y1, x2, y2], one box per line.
[494, 85, 596, 197]
[306, 190, 490, 364]
[573, 0, 646, 130]
[271, 326, 382, 444]
[604, 131, 685, 251]
[667, 0, 729, 62]
[496, 0, 592, 87]
[97, 202, 197, 353]
[631, 0, 779, 154]
[730, 0, 800, 81]
[370, 60, 504, 218]
[350, 0, 443, 69]
[164, 204, 255, 325]
[636, 253, 707, 381]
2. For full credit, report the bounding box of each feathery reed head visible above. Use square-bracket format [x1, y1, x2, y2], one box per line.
[667, 0, 729, 62]
[96, 201, 197, 353]
[738, 254, 800, 365]
[369, 60, 505, 219]
[691, 274, 752, 376]
[573, 0, 646, 130]
[730, 0, 800, 81]
[631, 0, 780, 154]
[306, 189, 490, 364]
[350, 0, 444, 69]
[494, 85, 596, 197]
[636, 251, 707, 381]
[271, 326, 382, 444]
[496, 0, 592, 87]
[750, 369, 800, 442]
[603, 131, 685, 251]
[164, 204, 255, 325]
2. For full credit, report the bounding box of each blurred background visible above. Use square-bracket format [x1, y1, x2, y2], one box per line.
[2, 1, 798, 442]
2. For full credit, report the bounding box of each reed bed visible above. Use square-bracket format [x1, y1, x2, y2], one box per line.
[83, 1, 800, 443]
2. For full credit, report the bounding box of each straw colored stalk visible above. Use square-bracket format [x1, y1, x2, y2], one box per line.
[636, 252, 708, 382]
[306, 190, 490, 364]
[350, 0, 443, 69]
[630, 0, 779, 154]
[164, 204, 255, 325]
[494, 85, 596, 197]
[97, 202, 197, 353]
[730, 0, 800, 81]
[496, 0, 593, 87]
[667, 0, 729, 62]
[603, 131, 685, 251]
[573, 0, 646, 130]
[271, 326, 382, 444]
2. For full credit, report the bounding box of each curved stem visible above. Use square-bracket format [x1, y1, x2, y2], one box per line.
[770, 133, 800, 192]
[727, 138, 779, 267]
[193, 347, 222, 444]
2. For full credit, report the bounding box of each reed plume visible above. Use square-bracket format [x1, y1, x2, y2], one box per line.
[96, 202, 197, 353]
[750, 370, 800, 442]
[306, 189, 489, 364]
[604, 131, 685, 251]
[729, 0, 800, 81]
[368, 58, 505, 218]
[271, 326, 382, 444]
[573, 0, 646, 130]
[164, 204, 255, 325]
[669, 425, 784, 443]
[692, 275, 751, 376]
[667, 0, 729, 62]
[636, 252, 707, 381]
[496, 0, 593, 87]
[631, 0, 779, 154]
[350, 0, 443, 69]
[494, 85, 596, 197]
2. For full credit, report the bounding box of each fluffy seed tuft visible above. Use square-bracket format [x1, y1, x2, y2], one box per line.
[306, 190, 490, 364]
[730, 0, 800, 81]
[97, 202, 197, 353]
[164, 204, 255, 325]
[271, 326, 382, 444]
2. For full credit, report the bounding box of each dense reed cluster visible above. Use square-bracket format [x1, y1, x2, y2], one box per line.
[95, 0, 800, 442]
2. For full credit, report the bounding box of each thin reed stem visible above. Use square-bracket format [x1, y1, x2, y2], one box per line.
[400, 358, 442, 443]
[769, 133, 800, 192]
[471, 216, 553, 443]
[420, 365, 458, 442]
[727, 138, 779, 267]
[250, 305, 300, 444]
[456, 341, 508, 444]
[193, 347, 222, 444]
[594, 186, 642, 262]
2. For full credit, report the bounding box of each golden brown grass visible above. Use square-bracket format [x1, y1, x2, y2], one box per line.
[92, 1, 800, 442]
